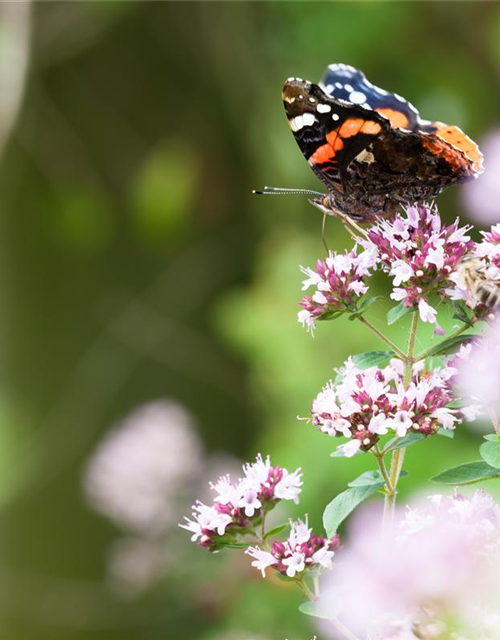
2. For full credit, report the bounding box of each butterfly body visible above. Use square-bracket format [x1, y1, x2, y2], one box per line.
[283, 66, 483, 222]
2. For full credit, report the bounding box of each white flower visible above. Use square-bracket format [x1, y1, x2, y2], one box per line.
[275, 469, 303, 503]
[289, 517, 312, 545]
[368, 413, 390, 435]
[282, 552, 306, 577]
[312, 546, 335, 570]
[297, 309, 315, 334]
[243, 454, 271, 488]
[348, 281, 368, 296]
[418, 298, 437, 323]
[426, 244, 445, 269]
[211, 475, 242, 505]
[339, 439, 361, 457]
[245, 547, 276, 577]
[390, 410, 413, 437]
[430, 407, 457, 431]
[390, 260, 414, 286]
[238, 487, 262, 517]
[390, 287, 408, 301]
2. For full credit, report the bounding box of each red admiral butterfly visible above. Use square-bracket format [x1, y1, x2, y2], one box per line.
[277, 64, 483, 222]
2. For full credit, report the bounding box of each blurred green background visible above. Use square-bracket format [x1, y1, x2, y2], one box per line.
[0, 2, 498, 639]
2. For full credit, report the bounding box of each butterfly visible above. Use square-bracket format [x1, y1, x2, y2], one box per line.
[280, 63, 483, 222]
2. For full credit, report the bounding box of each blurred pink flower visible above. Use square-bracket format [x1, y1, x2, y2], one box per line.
[318, 490, 500, 640]
[84, 400, 203, 535]
[454, 320, 500, 420]
[462, 129, 500, 225]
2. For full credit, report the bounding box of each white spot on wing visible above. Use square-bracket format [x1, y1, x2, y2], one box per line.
[290, 113, 316, 131]
[349, 91, 367, 104]
[317, 103, 332, 113]
[335, 82, 343, 89]
[344, 84, 353, 92]
[302, 113, 316, 127]
[332, 113, 340, 121]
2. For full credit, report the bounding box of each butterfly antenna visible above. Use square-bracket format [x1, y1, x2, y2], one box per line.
[252, 186, 325, 196]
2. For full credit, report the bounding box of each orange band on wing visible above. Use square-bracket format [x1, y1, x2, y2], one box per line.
[338, 118, 365, 138]
[309, 131, 344, 165]
[360, 121, 382, 135]
[429, 122, 484, 174]
[375, 108, 409, 129]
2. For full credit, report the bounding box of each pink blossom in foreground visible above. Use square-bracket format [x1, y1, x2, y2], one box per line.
[180, 455, 302, 551]
[461, 129, 500, 225]
[318, 490, 500, 640]
[298, 246, 377, 333]
[364, 203, 473, 323]
[310, 357, 459, 456]
[453, 321, 500, 418]
[246, 517, 339, 579]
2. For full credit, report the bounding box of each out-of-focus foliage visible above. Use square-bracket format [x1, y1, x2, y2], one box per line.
[0, 2, 498, 640]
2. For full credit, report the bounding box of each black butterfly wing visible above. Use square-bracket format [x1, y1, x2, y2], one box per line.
[282, 78, 390, 192]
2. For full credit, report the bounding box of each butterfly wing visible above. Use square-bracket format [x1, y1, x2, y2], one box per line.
[283, 78, 390, 192]
[321, 64, 483, 175]
[320, 63, 421, 130]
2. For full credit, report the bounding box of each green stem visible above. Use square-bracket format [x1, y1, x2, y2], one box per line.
[383, 313, 419, 529]
[372, 444, 393, 493]
[412, 320, 472, 363]
[296, 578, 317, 601]
[357, 316, 407, 361]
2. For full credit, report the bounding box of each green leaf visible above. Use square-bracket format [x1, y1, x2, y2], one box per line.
[480, 440, 500, 469]
[299, 599, 341, 620]
[387, 432, 426, 450]
[452, 301, 473, 326]
[348, 470, 407, 487]
[423, 334, 479, 358]
[348, 296, 380, 320]
[484, 434, 500, 442]
[263, 524, 288, 540]
[352, 350, 395, 369]
[387, 302, 416, 326]
[320, 310, 345, 322]
[430, 461, 500, 485]
[437, 428, 454, 438]
[323, 483, 384, 537]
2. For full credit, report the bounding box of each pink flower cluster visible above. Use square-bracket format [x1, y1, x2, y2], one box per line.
[319, 490, 500, 640]
[364, 203, 473, 323]
[310, 357, 458, 456]
[246, 517, 340, 578]
[180, 454, 303, 551]
[298, 246, 377, 333]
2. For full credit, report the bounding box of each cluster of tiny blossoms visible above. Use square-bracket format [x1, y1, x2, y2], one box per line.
[311, 357, 458, 456]
[246, 517, 340, 578]
[319, 491, 500, 640]
[364, 203, 473, 323]
[180, 455, 302, 551]
[298, 246, 377, 333]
